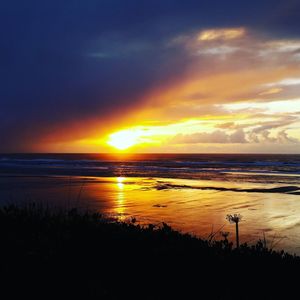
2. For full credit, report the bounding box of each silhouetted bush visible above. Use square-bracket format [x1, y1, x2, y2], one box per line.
[0, 205, 298, 299]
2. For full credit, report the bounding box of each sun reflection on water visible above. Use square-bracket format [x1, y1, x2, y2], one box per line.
[115, 177, 126, 217]
[117, 176, 125, 189]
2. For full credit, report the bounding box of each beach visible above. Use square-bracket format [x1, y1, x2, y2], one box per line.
[1, 153, 300, 254]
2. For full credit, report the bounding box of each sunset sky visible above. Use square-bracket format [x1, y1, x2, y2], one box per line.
[1, 0, 300, 153]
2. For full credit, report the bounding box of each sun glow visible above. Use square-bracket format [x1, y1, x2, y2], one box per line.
[106, 120, 207, 151]
[107, 128, 146, 150]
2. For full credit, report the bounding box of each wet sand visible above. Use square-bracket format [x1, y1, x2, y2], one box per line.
[1, 174, 300, 254]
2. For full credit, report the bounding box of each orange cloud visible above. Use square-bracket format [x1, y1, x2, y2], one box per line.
[198, 28, 246, 41]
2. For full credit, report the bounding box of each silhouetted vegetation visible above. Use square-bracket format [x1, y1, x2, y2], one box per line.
[0, 204, 298, 299]
[226, 213, 242, 248]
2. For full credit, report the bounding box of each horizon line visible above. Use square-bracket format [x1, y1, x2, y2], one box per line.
[1, 152, 300, 155]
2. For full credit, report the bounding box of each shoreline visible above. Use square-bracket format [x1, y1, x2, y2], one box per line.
[1, 174, 300, 255]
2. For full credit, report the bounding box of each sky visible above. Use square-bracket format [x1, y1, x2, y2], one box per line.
[1, 0, 300, 153]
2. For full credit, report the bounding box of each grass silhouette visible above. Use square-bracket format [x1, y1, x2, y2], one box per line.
[0, 204, 298, 299]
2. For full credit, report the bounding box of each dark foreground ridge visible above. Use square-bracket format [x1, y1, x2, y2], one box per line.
[0, 205, 299, 299]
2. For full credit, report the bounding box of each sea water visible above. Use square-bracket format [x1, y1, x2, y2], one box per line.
[1, 153, 300, 253]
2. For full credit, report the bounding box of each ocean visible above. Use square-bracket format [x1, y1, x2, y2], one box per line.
[1, 153, 300, 253]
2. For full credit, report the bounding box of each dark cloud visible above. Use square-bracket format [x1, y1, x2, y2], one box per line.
[1, 0, 300, 151]
[247, 130, 299, 144]
[171, 127, 299, 145]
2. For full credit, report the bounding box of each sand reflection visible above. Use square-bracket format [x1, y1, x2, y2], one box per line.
[1, 175, 300, 254]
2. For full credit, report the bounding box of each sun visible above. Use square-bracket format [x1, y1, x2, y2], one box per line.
[107, 129, 144, 150]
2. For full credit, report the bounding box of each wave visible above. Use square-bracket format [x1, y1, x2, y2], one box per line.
[155, 183, 300, 195]
[1, 154, 300, 183]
